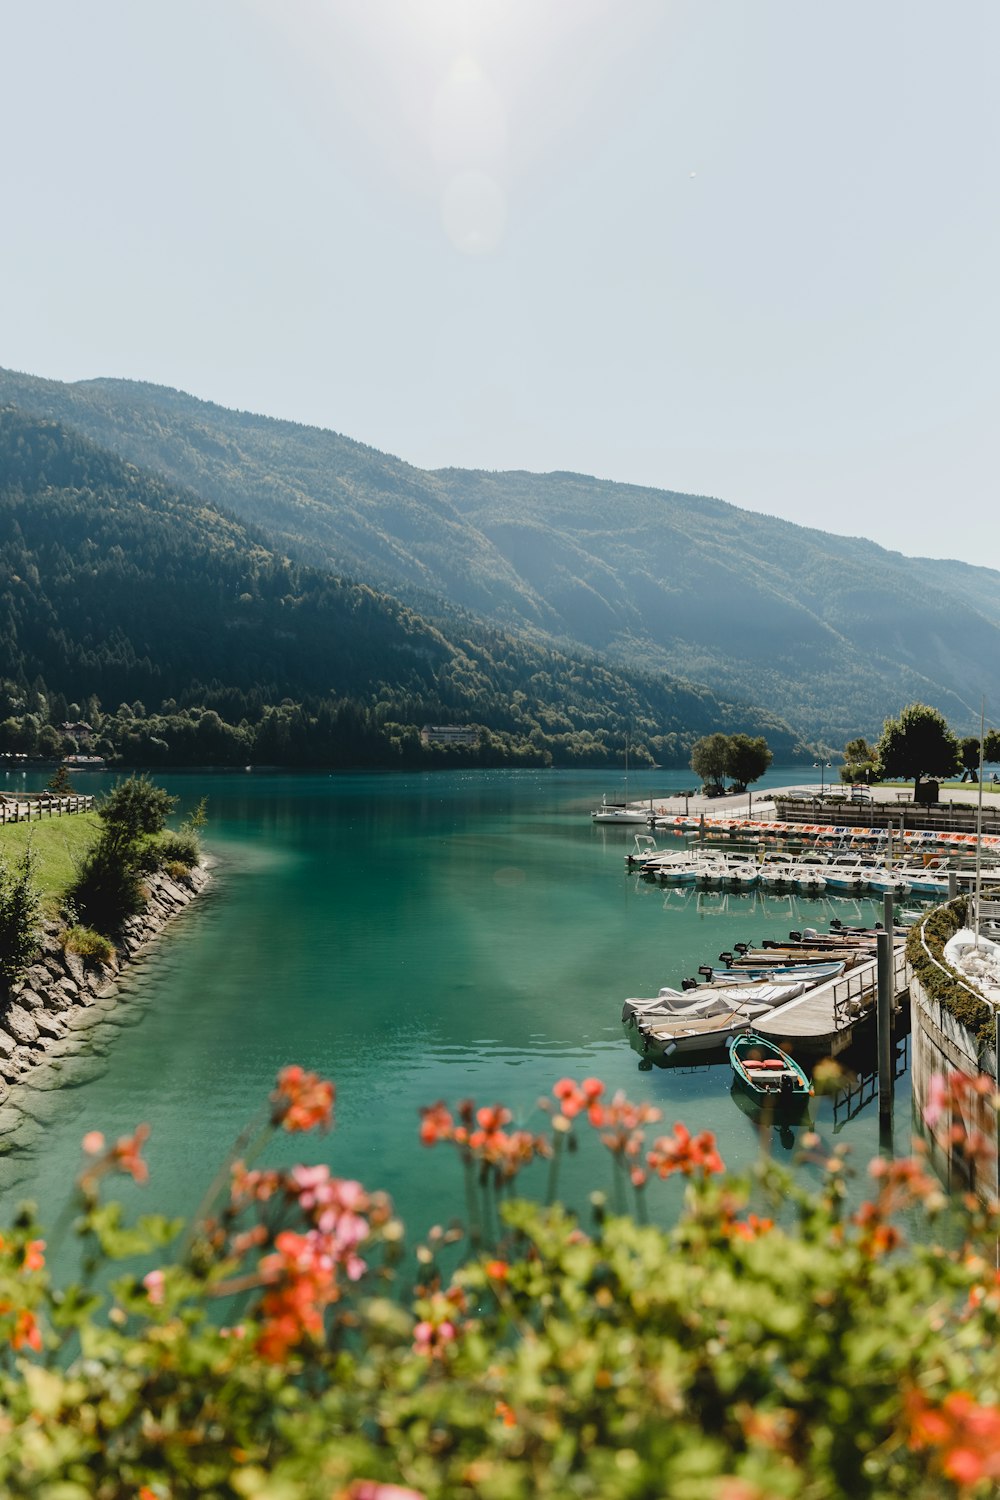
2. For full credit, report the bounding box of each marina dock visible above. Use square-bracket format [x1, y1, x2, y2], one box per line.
[755, 944, 908, 1056]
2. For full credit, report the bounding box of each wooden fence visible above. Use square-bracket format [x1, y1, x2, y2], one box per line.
[0, 794, 94, 825]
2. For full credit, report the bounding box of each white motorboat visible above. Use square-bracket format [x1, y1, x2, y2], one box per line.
[717, 853, 761, 890]
[897, 867, 950, 898]
[622, 979, 806, 1026]
[631, 989, 807, 1056]
[821, 855, 878, 893]
[693, 855, 732, 889]
[592, 797, 649, 824]
[625, 833, 662, 868]
[867, 870, 912, 899]
[758, 855, 799, 889]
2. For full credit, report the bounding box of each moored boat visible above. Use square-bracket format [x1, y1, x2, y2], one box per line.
[728, 1031, 812, 1111]
[592, 797, 649, 824]
[697, 959, 844, 985]
[621, 980, 803, 1026]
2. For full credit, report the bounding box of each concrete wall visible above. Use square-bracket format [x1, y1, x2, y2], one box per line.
[907, 964, 998, 1201]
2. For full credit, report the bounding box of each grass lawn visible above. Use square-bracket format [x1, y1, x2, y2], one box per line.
[0, 813, 99, 908]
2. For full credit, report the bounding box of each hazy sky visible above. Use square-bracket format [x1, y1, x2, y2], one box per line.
[2, 1, 997, 565]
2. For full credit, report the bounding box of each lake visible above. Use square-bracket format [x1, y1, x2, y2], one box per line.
[0, 766, 915, 1237]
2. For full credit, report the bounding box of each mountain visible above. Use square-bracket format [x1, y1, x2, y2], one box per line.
[1, 366, 993, 743]
[0, 408, 802, 765]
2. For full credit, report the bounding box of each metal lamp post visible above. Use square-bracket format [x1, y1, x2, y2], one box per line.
[814, 760, 831, 796]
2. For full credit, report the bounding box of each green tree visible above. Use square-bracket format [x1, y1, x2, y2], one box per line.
[99, 774, 176, 847]
[34, 723, 61, 758]
[875, 703, 960, 793]
[0, 846, 40, 988]
[45, 764, 76, 796]
[724, 733, 772, 792]
[960, 736, 981, 781]
[690, 732, 730, 793]
[841, 736, 877, 784]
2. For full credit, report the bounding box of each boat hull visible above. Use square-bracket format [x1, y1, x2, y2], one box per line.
[728, 1032, 812, 1112]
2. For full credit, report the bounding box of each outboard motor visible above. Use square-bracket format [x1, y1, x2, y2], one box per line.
[734, 942, 750, 955]
[719, 951, 734, 965]
[779, 1073, 794, 1101]
[698, 965, 715, 980]
[682, 977, 698, 991]
[830, 918, 843, 930]
[789, 931, 802, 942]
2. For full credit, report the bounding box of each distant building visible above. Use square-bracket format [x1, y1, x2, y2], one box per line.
[60, 721, 94, 743]
[420, 724, 479, 748]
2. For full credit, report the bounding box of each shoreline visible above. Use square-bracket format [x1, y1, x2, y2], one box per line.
[0, 860, 212, 1136]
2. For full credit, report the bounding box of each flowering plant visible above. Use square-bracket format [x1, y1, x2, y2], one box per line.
[0, 1066, 997, 1498]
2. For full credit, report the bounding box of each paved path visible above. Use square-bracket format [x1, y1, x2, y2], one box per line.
[641, 781, 1000, 826]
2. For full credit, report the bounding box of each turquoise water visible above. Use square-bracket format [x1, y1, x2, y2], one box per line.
[0, 766, 915, 1236]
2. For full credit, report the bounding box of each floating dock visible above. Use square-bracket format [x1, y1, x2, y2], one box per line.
[755, 945, 908, 1056]
[630, 941, 908, 1061]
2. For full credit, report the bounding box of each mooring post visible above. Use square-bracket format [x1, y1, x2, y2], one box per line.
[877, 922, 894, 1150]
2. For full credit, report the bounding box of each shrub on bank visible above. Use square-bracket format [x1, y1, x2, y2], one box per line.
[152, 829, 200, 870]
[0, 1068, 998, 1498]
[66, 831, 146, 933]
[0, 845, 40, 988]
[66, 777, 200, 934]
[60, 924, 116, 965]
[906, 898, 995, 1050]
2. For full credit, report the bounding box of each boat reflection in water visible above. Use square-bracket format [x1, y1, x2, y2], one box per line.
[729, 1078, 814, 1150]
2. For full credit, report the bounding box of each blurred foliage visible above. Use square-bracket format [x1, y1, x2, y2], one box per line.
[0, 1068, 997, 1498]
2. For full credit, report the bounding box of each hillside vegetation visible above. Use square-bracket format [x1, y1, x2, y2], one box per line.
[0, 367, 995, 741]
[0, 410, 801, 767]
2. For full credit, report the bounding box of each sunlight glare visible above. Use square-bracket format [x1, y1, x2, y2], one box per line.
[250, 0, 642, 256]
[442, 169, 507, 254]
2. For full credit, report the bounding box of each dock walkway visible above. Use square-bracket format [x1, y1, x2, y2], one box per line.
[757, 945, 908, 1056]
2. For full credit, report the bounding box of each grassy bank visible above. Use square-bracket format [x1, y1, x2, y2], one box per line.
[0, 814, 99, 906]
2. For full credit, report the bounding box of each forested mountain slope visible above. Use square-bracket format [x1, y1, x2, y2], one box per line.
[1, 366, 994, 741]
[0, 409, 801, 764]
[432, 469, 994, 741]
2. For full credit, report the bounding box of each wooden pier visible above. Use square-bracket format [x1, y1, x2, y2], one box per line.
[756, 944, 908, 1056]
[631, 942, 909, 1061]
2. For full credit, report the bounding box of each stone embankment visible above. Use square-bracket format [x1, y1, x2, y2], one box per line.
[0, 863, 210, 1105]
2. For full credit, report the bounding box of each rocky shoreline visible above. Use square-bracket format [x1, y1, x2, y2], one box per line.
[0, 861, 211, 1107]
